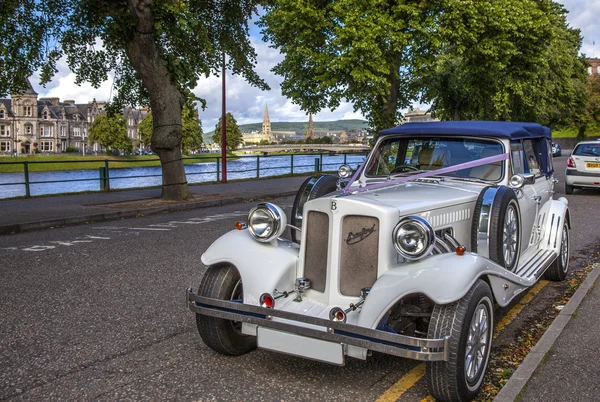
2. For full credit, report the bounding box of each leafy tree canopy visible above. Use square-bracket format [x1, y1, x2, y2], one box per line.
[424, 0, 588, 127]
[261, 0, 436, 132]
[213, 113, 242, 152]
[1, 0, 268, 199]
[261, 0, 588, 132]
[88, 114, 132, 153]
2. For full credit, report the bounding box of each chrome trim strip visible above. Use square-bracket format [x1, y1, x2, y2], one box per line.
[476, 187, 499, 259]
[187, 291, 449, 361]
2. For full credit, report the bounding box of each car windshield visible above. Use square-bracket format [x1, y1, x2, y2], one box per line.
[573, 143, 600, 156]
[365, 136, 505, 181]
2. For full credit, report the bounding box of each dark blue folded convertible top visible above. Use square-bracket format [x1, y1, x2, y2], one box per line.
[379, 121, 551, 140]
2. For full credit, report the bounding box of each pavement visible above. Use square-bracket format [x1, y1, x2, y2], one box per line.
[0, 175, 311, 235]
[1, 174, 600, 402]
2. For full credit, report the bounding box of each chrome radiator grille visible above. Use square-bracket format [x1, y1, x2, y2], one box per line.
[303, 211, 329, 292]
[340, 216, 379, 296]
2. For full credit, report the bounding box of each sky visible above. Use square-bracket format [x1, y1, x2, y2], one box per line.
[30, 0, 600, 131]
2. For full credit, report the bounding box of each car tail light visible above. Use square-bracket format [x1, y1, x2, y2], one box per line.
[567, 157, 576, 168]
[259, 293, 274, 309]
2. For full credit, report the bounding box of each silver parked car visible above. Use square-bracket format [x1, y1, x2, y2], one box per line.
[565, 141, 600, 194]
[187, 121, 570, 402]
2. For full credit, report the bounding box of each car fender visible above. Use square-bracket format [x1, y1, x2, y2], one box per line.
[201, 230, 298, 305]
[357, 253, 533, 329]
[539, 199, 569, 254]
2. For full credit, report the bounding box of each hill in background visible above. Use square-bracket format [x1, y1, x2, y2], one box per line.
[204, 119, 369, 143]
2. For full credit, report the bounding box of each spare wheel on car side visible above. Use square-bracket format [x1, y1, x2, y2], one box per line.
[471, 186, 521, 271]
[290, 175, 338, 243]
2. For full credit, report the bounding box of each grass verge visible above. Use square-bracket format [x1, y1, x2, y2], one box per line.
[0, 154, 228, 173]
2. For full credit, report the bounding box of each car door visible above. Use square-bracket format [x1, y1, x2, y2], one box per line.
[510, 140, 538, 254]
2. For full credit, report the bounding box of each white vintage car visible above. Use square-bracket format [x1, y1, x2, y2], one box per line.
[187, 121, 570, 402]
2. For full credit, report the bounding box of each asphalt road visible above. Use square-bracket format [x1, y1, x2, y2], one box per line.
[1, 154, 598, 402]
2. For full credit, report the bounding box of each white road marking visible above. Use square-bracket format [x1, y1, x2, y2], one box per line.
[22, 245, 57, 252]
[128, 227, 171, 231]
[84, 235, 111, 239]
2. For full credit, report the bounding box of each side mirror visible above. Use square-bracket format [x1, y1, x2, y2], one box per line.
[509, 173, 535, 189]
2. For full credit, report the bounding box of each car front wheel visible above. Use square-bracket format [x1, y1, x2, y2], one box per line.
[196, 264, 257, 355]
[426, 280, 494, 402]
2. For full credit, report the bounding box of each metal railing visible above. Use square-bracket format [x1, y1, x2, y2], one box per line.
[0, 152, 367, 198]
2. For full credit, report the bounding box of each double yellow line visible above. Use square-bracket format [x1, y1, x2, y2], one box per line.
[376, 280, 549, 402]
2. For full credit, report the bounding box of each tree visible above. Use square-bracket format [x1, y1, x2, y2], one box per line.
[213, 113, 242, 152]
[1, 0, 268, 200]
[424, 0, 588, 125]
[88, 114, 132, 154]
[137, 104, 203, 153]
[181, 104, 204, 153]
[260, 0, 436, 133]
[261, 0, 588, 132]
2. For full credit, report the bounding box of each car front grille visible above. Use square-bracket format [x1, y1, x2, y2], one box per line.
[303, 212, 379, 297]
[340, 215, 379, 296]
[303, 211, 329, 292]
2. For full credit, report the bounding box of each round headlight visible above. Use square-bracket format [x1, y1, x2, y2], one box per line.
[392, 216, 435, 260]
[338, 164, 353, 179]
[248, 203, 287, 242]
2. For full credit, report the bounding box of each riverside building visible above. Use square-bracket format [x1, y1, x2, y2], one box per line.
[0, 79, 147, 155]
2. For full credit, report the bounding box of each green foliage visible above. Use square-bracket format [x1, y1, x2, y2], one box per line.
[423, 0, 588, 126]
[0, 0, 269, 105]
[64, 147, 79, 153]
[138, 112, 153, 148]
[261, 1, 435, 132]
[587, 75, 600, 131]
[305, 136, 333, 144]
[89, 114, 132, 152]
[213, 113, 243, 152]
[261, 0, 588, 132]
[181, 103, 204, 152]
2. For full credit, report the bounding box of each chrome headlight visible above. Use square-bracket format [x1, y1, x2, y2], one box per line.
[338, 164, 353, 179]
[248, 203, 287, 242]
[392, 216, 435, 260]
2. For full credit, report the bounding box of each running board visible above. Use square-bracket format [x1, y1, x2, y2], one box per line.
[515, 249, 557, 280]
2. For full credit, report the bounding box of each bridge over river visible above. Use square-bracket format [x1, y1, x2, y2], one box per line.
[237, 144, 370, 154]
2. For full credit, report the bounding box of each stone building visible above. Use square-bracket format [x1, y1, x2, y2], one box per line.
[0, 78, 147, 155]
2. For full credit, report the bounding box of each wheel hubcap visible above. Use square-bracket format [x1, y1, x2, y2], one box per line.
[560, 227, 569, 271]
[465, 304, 489, 383]
[502, 204, 518, 267]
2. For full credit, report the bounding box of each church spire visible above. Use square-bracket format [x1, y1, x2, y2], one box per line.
[306, 113, 315, 138]
[262, 103, 272, 140]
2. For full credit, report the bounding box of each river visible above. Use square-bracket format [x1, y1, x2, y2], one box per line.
[0, 154, 366, 199]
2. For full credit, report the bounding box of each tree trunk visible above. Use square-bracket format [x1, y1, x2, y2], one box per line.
[453, 102, 462, 121]
[124, 0, 191, 200]
[380, 65, 400, 131]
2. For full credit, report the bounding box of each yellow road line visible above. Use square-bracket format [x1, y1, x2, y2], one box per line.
[493, 280, 549, 339]
[376, 363, 425, 402]
[376, 279, 549, 401]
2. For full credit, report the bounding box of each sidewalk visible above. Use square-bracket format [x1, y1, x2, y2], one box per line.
[0, 175, 311, 235]
[495, 263, 600, 402]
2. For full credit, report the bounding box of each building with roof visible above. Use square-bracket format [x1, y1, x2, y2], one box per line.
[0, 79, 147, 155]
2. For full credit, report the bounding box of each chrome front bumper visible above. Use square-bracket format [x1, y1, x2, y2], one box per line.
[187, 288, 449, 362]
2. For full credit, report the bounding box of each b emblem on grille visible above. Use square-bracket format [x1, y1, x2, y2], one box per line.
[346, 224, 377, 245]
